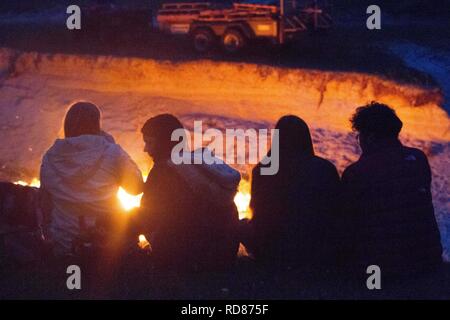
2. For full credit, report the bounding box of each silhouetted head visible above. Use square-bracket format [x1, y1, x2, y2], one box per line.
[64, 102, 101, 138]
[350, 102, 403, 153]
[141, 114, 187, 162]
[275, 115, 314, 158]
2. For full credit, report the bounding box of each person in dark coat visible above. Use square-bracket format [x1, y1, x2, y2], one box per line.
[139, 114, 240, 273]
[342, 102, 442, 276]
[243, 115, 340, 270]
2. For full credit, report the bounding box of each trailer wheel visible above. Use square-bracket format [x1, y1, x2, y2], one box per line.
[192, 28, 215, 53]
[222, 29, 246, 54]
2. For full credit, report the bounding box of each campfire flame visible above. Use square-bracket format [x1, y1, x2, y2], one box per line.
[14, 178, 41, 188]
[15, 176, 252, 256]
[118, 178, 253, 219]
[117, 187, 143, 211]
[117, 171, 148, 211]
[14, 176, 252, 219]
[234, 179, 252, 220]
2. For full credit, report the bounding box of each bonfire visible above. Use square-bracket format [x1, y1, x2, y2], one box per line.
[13, 175, 252, 252]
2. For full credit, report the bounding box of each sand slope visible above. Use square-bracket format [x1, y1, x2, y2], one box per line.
[0, 48, 449, 259]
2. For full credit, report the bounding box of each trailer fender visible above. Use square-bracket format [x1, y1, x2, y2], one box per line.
[224, 22, 255, 40]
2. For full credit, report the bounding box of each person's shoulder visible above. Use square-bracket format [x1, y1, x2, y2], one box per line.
[251, 160, 273, 182]
[159, 161, 187, 183]
[402, 145, 428, 162]
[312, 155, 338, 171]
[41, 139, 64, 162]
[145, 163, 184, 195]
[309, 156, 340, 181]
[104, 139, 129, 158]
[342, 159, 362, 181]
[252, 162, 262, 176]
[309, 155, 338, 174]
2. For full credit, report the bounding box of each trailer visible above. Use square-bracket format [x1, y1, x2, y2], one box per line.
[155, 1, 332, 53]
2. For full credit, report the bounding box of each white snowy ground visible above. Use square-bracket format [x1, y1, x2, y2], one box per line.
[390, 42, 450, 113]
[0, 48, 449, 259]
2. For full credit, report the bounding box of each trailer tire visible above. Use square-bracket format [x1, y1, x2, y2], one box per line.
[192, 28, 215, 53]
[222, 29, 246, 54]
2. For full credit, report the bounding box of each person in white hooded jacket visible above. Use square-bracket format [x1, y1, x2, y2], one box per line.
[40, 102, 143, 256]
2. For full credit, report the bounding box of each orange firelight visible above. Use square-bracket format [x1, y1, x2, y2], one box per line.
[138, 234, 151, 250]
[15, 175, 252, 219]
[234, 179, 253, 220]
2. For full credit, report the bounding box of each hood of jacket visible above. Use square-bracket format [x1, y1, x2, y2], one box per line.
[167, 151, 241, 206]
[43, 135, 113, 184]
[40, 134, 124, 205]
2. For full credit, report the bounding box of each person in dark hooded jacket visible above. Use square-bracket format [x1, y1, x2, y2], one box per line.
[139, 114, 240, 272]
[341, 102, 442, 276]
[243, 115, 340, 270]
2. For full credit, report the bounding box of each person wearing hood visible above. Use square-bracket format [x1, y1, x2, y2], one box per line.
[139, 114, 240, 272]
[341, 102, 442, 276]
[40, 102, 143, 256]
[243, 115, 340, 271]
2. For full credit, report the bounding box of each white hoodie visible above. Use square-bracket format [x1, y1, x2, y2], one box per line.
[40, 134, 142, 255]
[167, 151, 241, 209]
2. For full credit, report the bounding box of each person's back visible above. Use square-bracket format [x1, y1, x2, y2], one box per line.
[247, 116, 340, 270]
[342, 102, 442, 275]
[139, 115, 240, 272]
[40, 102, 143, 256]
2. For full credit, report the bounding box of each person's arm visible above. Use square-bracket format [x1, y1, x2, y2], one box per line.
[322, 163, 341, 208]
[116, 146, 144, 195]
[37, 183, 55, 244]
[243, 166, 265, 255]
[39, 160, 53, 227]
[417, 149, 432, 189]
[38, 186, 53, 226]
[100, 131, 143, 194]
[338, 166, 362, 264]
[341, 166, 356, 215]
[138, 167, 185, 233]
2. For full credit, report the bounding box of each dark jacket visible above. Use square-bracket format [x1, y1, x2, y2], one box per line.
[140, 155, 240, 272]
[246, 154, 341, 269]
[341, 139, 442, 275]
